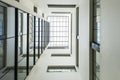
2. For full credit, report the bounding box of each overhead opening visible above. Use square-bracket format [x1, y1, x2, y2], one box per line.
[51, 12, 71, 14]
[48, 4, 76, 8]
[47, 13, 71, 49]
[47, 66, 76, 72]
[51, 54, 70, 57]
[47, 46, 69, 49]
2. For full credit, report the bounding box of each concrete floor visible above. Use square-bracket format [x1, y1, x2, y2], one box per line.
[25, 49, 81, 80]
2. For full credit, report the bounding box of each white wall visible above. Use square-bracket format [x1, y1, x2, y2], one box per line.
[46, 8, 77, 66]
[100, 0, 120, 80]
[31, 1, 90, 80]
[31, 0, 78, 18]
[45, 0, 77, 4]
[77, 0, 120, 80]
[77, 0, 90, 80]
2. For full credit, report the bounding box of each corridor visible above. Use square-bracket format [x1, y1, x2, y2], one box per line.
[0, 0, 120, 80]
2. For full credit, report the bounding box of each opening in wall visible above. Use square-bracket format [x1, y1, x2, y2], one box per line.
[47, 13, 71, 49]
[47, 66, 76, 72]
[15, 0, 20, 2]
[33, 6, 37, 13]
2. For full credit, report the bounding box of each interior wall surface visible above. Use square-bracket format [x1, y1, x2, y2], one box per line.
[77, 0, 90, 80]
[46, 8, 76, 64]
[100, 0, 120, 80]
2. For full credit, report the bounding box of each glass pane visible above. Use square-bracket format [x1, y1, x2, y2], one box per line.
[29, 15, 34, 71]
[18, 11, 26, 80]
[35, 18, 39, 62]
[0, 6, 4, 70]
[93, 0, 101, 44]
[0, 6, 4, 36]
[0, 40, 4, 69]
[93, 0, 101, 80]
[94, 51, 101, 80]
[0, 6, 6, 79]
[2, 38, 15, 80]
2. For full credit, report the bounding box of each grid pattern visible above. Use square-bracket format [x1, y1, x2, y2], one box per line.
[0, 5, 50, 80]
[35, 17, 39, 47]
[47, 16, 70, 48]
[29, 15, 34, 54]
[35, 18, 49, 52]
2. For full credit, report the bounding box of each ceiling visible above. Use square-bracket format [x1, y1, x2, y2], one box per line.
[30, 0, 79, 17]
[31, 0, 78, 7]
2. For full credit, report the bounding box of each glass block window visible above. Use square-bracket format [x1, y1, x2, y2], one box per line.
[47, 14, 70, 48]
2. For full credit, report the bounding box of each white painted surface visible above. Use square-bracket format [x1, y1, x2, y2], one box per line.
[4, 0, 120, 80]
[45, 0, 77, 4]
[26, 0, 90, 80]
[46, 8, 76, 58]
[26, 49, 81, 80]
[100, 0, 120, 80]
[31, 0, 78, 18]
[77, 0, 90, 80]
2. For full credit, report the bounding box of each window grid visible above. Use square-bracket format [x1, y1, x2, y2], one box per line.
[48, 16, 69, 48]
